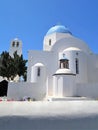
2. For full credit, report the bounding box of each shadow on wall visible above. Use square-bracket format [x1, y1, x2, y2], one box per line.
[0, 80, 8, 97]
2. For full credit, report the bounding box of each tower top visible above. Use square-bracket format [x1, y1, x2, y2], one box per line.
[9, 38, 22, 57]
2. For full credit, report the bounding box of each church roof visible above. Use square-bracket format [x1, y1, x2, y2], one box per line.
[54, 69, 75, 75]
[46, 25, 72, 35]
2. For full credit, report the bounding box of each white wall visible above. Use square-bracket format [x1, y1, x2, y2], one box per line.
[7, 82, 46, 100]
[31, 63, 46, 83]
[64, 50, 88, 84]
[53, 75, 75, 97]
[51, 36, 91, 54]
[27, 50, 58, 82]
[63, 75, 76, 96]
[96, 54, 98, 68]
[43, 33, 71, 51]
[87, 54, 98, 83]
[43, 33, 56, 51]
[76, 83, 98, 98]
[27, 50, 59, 96]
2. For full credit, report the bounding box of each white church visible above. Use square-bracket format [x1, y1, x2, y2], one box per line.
[7, 25, 98, 101]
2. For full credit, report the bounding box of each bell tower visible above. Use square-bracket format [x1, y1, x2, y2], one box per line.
[9, 38, 22, 57]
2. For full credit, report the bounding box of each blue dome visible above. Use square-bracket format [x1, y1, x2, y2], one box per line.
[46, 25, 72, 35]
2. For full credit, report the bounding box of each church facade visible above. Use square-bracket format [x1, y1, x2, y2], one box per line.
[8, 25, 98, 100]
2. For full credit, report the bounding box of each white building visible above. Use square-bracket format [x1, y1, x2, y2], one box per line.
[4, 25, 98, 129]
[8, 25, 98, 100]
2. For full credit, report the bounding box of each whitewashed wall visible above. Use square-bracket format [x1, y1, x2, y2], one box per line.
[64, 50, 88, 84]
[53, 75, 75, 97]
[87, 54, 98, 83]
[76, 83, 98, 98]
[51, 36, 91, 54]
[7, 82, 46, 101]
[43, 33, 70, 51]
[27, 50, 58, 96]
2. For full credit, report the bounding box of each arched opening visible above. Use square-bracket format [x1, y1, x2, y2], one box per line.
[16, 42, 19, 47]
[59, 59, 69, 69]
[0, 80, 8, 97]
[12, 42, 15, 47]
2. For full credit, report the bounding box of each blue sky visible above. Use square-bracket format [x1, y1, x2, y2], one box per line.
[0, 0, 98, 59]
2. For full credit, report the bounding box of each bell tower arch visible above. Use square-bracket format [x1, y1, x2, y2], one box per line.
[9, 38, 22, 57]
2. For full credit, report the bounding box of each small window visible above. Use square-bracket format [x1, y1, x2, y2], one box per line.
[76, 58, 79, 74]
[17, 42, 19, 47]
[76, 52, 78, 56]
[37, 67, 40, 76]
[63, 53, 65, 58]
[49, 39, 51, 46]
[12, 42, 15, 47]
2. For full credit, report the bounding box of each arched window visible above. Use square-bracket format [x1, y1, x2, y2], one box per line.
[75, 58, 79, 74]
[12, 42, 15, 47]
[17, 42, 19, 47]
[49, 39, 51, 46]
[37, 67, 40, 76]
